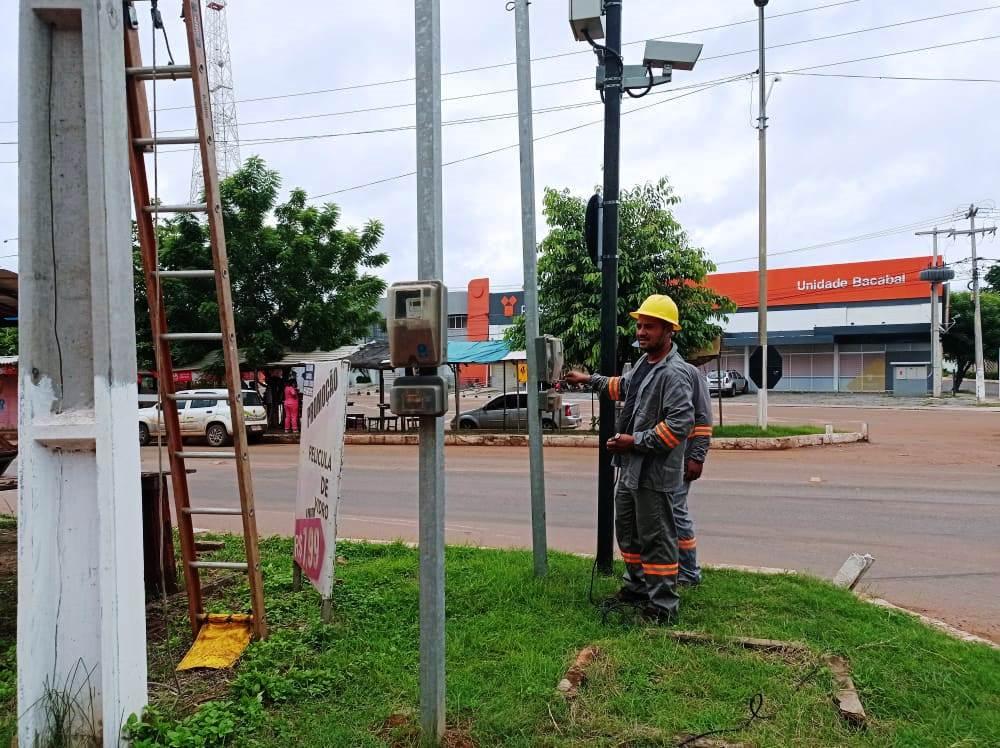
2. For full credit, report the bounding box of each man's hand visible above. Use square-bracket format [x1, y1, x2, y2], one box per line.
[564, 370, 591, 386]
[607, 433, 634, 454]
[684, 458, 703, 482]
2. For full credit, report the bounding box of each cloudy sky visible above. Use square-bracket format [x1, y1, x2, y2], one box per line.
[2, 0, 999, 291]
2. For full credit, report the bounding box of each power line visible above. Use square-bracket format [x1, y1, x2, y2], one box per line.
[104, 1, 985, 118]
[782, 33, 1000, 74]
[448, 0, 866, 75]
[231, 74, 749, 146]
[778, 71, 1000, 84]
[714, 213, 965, 266]
[307, 75, 750, 200]
[138, 0, 861, 113]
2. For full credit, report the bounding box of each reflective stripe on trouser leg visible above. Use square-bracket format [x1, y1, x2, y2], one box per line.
[614, 483, 646, 598]
[636, 486, 680, 616]
[671, 480, 701, 584]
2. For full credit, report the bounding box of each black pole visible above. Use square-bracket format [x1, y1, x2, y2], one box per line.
[596, 0, 623, 575]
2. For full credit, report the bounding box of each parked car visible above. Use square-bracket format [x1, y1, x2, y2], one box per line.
[706, 369, 749, 397]
[451, 393, 582, 430]
[138, 388, 268, 447]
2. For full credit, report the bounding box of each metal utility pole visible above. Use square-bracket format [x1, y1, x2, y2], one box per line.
[414, 0, 446, 742]
[916, 227, 951, 397]
[594, 0, 623, 574]
[513, 0, 548, 577]
[18, 1, 147, 743]
[952, 205, 997, 402]
[755, 0, 769, 428]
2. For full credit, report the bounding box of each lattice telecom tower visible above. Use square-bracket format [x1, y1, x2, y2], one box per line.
[190, 0, 241, 200]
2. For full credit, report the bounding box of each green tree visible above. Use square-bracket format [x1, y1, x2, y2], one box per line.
[985, 263, 1000, 292]
[135, 157, 388, 370]
[504, 178, 734, 370]
[0, 328, 16, 357]
[942, 290, 1000, 391]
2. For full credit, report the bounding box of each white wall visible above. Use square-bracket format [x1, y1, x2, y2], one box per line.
[724, 301, 931, 334]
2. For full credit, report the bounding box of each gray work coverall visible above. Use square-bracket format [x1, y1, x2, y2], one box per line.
[671, 363, 713, 585]
[592, 346, 694, 616]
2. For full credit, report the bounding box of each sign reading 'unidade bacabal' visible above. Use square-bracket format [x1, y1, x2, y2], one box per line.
[293, 361, 349, 599]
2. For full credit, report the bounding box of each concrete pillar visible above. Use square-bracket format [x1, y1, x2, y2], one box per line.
[18, 2, 147, 745]
[833, 341, 840, 393]
[743, 345, 751, 392]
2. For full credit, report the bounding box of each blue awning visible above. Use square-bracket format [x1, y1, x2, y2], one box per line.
[447, 340, 510, 364]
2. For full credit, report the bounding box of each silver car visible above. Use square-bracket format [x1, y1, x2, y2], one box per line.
[452, 393, 582, 430]
[706, 369, 749, 397]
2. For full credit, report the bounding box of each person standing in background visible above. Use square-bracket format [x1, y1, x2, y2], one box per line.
[673, 362, 712, 586]
[283, 374, 300, 433]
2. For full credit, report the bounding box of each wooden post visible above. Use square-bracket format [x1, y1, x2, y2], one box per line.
[141, 472, 178, 596]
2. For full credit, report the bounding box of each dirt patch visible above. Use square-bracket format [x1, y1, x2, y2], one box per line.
[376, 712, 477, 748]
[0, 527, 15, 642]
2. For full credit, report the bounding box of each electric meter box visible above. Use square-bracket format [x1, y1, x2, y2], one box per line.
[534, 335, 565, 383]
[390, 375, 448, 417]
[387, 281, 447, 369]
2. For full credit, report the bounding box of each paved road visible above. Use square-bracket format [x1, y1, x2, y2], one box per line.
[142, 404, 1000, 641]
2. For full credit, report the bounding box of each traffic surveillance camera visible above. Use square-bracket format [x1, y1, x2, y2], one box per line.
[642, 40, 703, 71]
[754, 0, 770, 7]
[569, 0, 604, 42]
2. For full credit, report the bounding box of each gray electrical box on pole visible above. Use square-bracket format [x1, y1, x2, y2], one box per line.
[513, 0, 548, 578]
[18, 1, 147, 743]
[413, 0, 447, 743]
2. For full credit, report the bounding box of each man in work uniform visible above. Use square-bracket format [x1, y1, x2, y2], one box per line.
[566, 294, 694, 621]
[674, 362, 712, 586]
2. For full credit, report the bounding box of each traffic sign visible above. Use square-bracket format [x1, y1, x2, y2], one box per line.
[749, 346, 783, 390]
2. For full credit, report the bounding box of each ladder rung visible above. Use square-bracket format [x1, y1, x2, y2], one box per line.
[134, 135, 201, 147]
[183, 506, 243, 516]
[176, 451, 237, 459]
[168, 393, 228, 401]
[189, 561, 248, 571]
[144, 203, 208, 214]
[157, 269, 216, 279]
[126, 65, 193, 80]
[160, 332, 222, 341]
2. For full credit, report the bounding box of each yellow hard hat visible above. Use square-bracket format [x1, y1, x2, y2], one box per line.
[630, 294, 682, 330]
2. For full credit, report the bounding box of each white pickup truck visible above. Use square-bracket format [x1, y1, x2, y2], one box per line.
[138, 388, 268, 447]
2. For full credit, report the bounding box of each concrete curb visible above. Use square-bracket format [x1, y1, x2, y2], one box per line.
[327, 426, 869, 449]
[265, 425, 869, 449]
[858, 594, 999, 649]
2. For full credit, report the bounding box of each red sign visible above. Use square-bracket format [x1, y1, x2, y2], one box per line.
[293, 517, 325, 583]
[173, 370, 193, 384]
[705, 256, 940, 309]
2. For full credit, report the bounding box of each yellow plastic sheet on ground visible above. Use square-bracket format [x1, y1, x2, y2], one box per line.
[177, 614, 254, 671]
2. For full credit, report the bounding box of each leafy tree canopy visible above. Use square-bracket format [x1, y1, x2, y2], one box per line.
[135, 156, 388, 370]
[942, 290, 1000, 390]
[505, 178, 734, 370]
[985, 263, 1000, 293]
[0, 328, 15, 357]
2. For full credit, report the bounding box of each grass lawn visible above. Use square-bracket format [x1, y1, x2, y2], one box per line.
[712, 424, 827, 439]
[4, 533, 999, 746]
